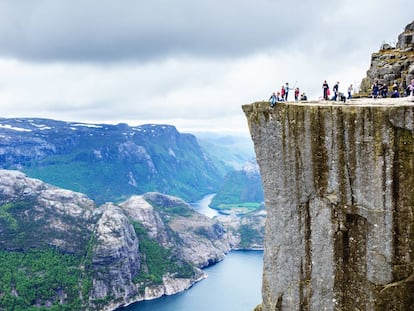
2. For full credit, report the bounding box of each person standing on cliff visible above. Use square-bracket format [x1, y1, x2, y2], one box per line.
[332, 82, 339, 101]
[347, 84, 353, 99]
[322, 80, 329, 100]
[280, 85, 286, 101]
[294, 87, 300, 101]
[284, 82, 290, 101]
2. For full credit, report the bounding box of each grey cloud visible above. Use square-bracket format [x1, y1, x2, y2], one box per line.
[0, 0, 331, 62]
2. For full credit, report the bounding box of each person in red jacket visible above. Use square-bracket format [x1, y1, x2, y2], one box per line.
[294, 87, 300, 101]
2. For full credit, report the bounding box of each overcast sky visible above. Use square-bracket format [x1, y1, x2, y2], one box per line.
[0, 0, 412, 134]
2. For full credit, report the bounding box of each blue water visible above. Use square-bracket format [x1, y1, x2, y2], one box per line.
[190, 193, 219, 218]
[120, 250, 263, 311]
[119, 194, 263, 311]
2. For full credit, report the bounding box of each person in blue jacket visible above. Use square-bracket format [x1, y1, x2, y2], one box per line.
[269, 92, 277, 107]
[372, 81, 379, 98]
[332, 82, 339, 101]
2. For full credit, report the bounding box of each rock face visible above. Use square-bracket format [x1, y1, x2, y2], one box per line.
[361, 20, 414, 94]
[120, 192, 235, 268]
[243, 100, 414, 310]
[216, 208, 266, 250]
[397, 21, 414, 50]
[0, 170, 234, 310]
[0, 169, 100, 252]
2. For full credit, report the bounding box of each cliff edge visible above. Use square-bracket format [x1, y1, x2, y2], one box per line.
[243, 99, 414, 310]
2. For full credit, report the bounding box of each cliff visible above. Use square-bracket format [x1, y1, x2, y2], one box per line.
[360, 20, 414, 94]
[243, 99, 414, 310]
[0, 170, 234, 310]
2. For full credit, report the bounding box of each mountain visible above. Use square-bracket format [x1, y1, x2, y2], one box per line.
[194, 133, 264, 212]
[194, 132, 255, 173]
[0, 118, 222, 204]
[0, 170, 235, 310]
[210, 159, 264, 213]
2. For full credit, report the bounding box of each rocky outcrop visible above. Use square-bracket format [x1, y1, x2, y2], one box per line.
[0, 169, 99, 253]
[0, 169, 234, 310]
[90, 203, 141, 309]
[397, 21, 414, 50]
[361, 20, 414, 94]
[120, 192, 235, 268]
[243, 99, 414, 310]
[216, 208, 266, 250]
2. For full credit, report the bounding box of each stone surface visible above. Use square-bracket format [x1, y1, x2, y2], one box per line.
[243, 99, 414, 310]
[361, 20, 414, 93]
[120, 193, 235, 268]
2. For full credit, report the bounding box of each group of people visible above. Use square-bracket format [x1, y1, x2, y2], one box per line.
[269, 78, 414, 107]
[371, 79, 414, 99]
[269, 82, 307, 107]
[322, 80, 353, 102]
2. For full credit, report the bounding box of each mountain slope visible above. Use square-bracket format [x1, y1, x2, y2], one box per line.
[195, 132, 255, 173]
[0, 170, 234, 310]
[210, 159, 264, 213]
[0, 118, 222, 204]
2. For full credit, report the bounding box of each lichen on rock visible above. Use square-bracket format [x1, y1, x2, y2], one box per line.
[243, 99, 414, 310]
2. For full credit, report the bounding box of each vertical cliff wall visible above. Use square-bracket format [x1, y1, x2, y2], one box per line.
[243, 100, 414, 310]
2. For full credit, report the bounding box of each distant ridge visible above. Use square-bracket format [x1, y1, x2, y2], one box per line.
[0, 117, 222, 203]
